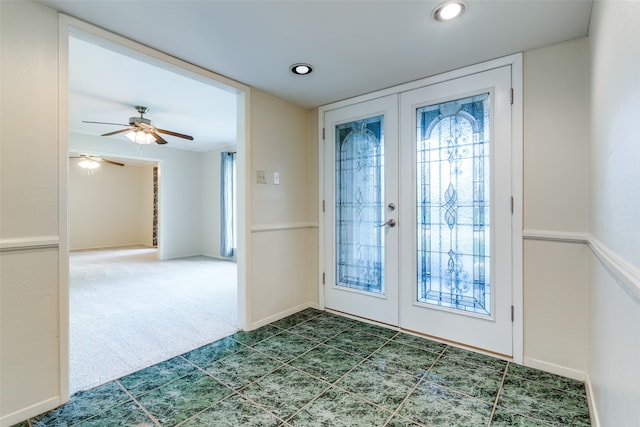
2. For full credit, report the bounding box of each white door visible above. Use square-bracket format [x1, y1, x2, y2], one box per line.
[398, 66, 513, 356]
[323, 66, 514, 356]
[323, 95, 399, 325]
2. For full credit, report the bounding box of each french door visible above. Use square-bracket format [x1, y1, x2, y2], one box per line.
[323, 95, 399, 325]
[323, 65, 515, 357]
[398, 66, 513, 356]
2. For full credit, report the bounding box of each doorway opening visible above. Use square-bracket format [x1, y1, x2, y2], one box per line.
[320, 55, 523, 361]
[63, 23, 247, 394]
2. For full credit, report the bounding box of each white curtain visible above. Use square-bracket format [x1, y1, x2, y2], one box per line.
[220, 152, 236, 257]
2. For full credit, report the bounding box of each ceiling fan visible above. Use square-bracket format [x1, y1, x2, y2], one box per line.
[70, 153, 124, 169]
[83, 106, 194, 145]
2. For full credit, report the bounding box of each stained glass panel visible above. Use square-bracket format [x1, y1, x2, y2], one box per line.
[336, 116, 385, 294]
[416, 94, 491, 315]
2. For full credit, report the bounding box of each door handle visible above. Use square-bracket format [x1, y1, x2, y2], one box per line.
[378, 219, 396, 228]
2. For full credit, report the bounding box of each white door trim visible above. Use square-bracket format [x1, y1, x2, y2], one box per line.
[58, 13, 252, 405]
[319, 54, 523, 363]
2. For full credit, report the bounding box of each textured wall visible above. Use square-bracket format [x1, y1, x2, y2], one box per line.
[0, 1, 63, 424]
[588, 1, 640, 425]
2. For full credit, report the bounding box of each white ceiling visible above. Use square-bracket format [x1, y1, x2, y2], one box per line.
[69, 35, 238, 152]
[43, 0, 593, 151]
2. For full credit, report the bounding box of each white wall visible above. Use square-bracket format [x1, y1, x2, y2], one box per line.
[69, 133, 204, 259]
[249, 89, 317, 326]
[0, 4, 314, 424]
[0, 1, 63, 424]
[521, 37, 590, 376]
[588, 1, 640, 425]
[69, 162, 154, 250]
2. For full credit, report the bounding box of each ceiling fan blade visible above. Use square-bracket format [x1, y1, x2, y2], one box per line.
[101, 159, 125, 167]
[156, 128, 194, 140]
[151, 132, 168, 145]
[101, 128, 131, 137]
[83, 121, 129, 126]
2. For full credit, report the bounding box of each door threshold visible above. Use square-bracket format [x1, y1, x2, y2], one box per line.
[325, 308, 512, 362]
[400, 326, 513, 362]
[324, 308, 400, 331]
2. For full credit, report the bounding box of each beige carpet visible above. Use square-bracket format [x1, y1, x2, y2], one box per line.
[69, 247, 238, 393]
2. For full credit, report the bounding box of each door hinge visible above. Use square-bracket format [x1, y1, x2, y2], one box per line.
[322, 272, 326, 285]
[510, 88, 514, 105]
[322, 127, 326, 140]
[322, 200, 325, 212]
[510, 196, 514, 214]
[511, 305, 514, 322]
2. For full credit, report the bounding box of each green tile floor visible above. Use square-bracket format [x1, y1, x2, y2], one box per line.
[15, 309, 592, 426]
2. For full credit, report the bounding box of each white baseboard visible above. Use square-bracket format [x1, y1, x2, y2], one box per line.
[247, 302, 319, 330]
[523, 357, 586, 381]
[585, 373, 601, 427]
[0, 396, 61, 427]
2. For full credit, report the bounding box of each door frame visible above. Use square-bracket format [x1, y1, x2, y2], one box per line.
[318, 54, 523, 363]
[58, 14, 252, 402]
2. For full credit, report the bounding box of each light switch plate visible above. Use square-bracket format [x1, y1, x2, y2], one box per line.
[256, 170, 267, 184]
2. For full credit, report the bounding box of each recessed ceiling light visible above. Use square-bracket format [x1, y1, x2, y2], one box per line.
[432, 1, 467, 22]
[291, 63, 313, 75]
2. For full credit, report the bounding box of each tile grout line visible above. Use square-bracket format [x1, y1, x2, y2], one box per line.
[44, 309, 590, 427]
[57, 382, 151, 427]
[172, 393, 237, 427]
[492, 365, 590, 426]
[149, 352, 280, 427]
[169, 354, 289, 427]
[274, 321, 453, 426]
[273, 322, 393, 424]
[381, 346, 448, 426]
[234, 371, 329, 425]
[115, 380, 163, 427]
[486, 360, 510, 427]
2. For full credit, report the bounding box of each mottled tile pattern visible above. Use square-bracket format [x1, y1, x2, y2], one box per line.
[335, 360, 419, 410]
[74, 401, 155, 426]
[180, 394, 281, 426]
[290, 344, 363, 382]
[290, 387, 392, 426]
[241, 365, 328, 420]
[136, 370, 231, 426]
[251, 330, 319, 362]
[20, 309, 591, 427]
[31, 381, 130, 426]
[497, 374, 591, 426]
[398, 381, 493, 426]
[369, 341, 440, 376]
[181, 336, 243, 367]
[426, 356, 504, 402]
[118, 356, 196, 397]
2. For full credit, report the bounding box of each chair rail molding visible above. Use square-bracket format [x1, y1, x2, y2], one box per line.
[522, 229, 640, 305]
[0, 236, 60, 252]
[251, 222, 319, 233]
[522, 229, 588, 244]
[588, 235, 640, 305]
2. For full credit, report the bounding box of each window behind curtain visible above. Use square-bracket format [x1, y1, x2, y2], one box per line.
[220, 152, 236, 257]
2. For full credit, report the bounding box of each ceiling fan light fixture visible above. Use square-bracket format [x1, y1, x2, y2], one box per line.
[78, 159, 100, 169]
[291, 63, 313, 75]
[126, 130, 156, 145]
[432, 1, 467, 22]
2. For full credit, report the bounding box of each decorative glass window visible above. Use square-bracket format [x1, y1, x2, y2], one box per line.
[335, 116, 385, 294]
[416, 94, 491, 315]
